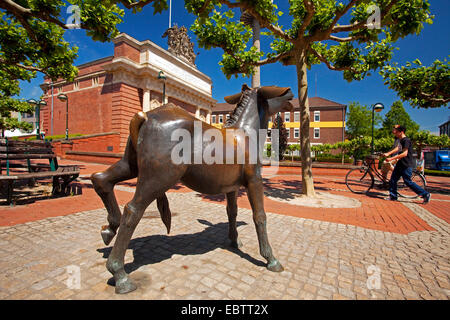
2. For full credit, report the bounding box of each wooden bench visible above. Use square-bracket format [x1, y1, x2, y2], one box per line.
[0, 138, 80, 205]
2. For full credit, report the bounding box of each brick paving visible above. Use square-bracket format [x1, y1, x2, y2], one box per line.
[0, 160, 449, 300]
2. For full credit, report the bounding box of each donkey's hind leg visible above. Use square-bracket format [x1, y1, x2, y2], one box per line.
[106, 169, 181, 294]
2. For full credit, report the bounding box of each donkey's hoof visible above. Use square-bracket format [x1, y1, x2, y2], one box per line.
[267, 259, 284, 272]
[101, 226, 116, 246]
[230, 239, 243, 249]
[115, 277, 137, 294]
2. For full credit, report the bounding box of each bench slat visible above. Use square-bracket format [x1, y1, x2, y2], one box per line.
[0, 168, 80, 180]
[0, 146, 53, 153]
[0, 139, 51, 146]
[0, 154, 56, 159]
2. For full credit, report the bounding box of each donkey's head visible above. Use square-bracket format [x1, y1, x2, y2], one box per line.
[224, 84, 294, 128]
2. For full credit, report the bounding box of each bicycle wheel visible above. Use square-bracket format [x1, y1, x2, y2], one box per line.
[398, 171, 427, 199]
[346, 168, 374, 194]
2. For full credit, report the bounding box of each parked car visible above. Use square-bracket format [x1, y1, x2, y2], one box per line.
[424, 150, 450, 171]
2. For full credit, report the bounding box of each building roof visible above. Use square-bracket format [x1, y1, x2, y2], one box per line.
[439, 118, 450, 128]
[213, 96, 345, 113]
[295, 97, 345, 108]
[214, 103, 236, 113]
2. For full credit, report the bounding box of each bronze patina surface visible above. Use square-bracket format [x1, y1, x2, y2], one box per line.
[91, 84, 294, 294]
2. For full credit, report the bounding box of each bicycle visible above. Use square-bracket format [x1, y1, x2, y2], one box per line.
[345, 153, 427, 198]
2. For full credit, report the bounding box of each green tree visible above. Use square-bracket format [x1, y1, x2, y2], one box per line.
[287, 143, 300, 161]
[381, 57, 450, 108]
[380, 100, 420, 137]
[272, 113, 288, 160]
[410, 130, 450, 156]
[186, 0, 432, 196]
[346, 102, 382, 140]
[0, 68, 33, 133]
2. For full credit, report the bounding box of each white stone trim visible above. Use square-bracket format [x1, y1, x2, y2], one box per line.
[103, 58, 215, 112]
[113, 33, 211, 84]
[142, 89, 150, 112]
[103, 57, 214, 104]
[150, 99, 161, 110]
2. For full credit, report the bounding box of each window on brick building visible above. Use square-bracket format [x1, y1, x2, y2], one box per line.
[294, 128, 299, 139]
[284, 112, 290, 122]
[73, 81, 79, 91]
[286, 128, 290, 138]
[294, 112, 300, 122]
[226, 114, 230, 121]
[314, 111, 320, 122]
[314, 128, 320, 139]
[219, 115, 223, 124]
[212, 115, 216, 123]
[92, 77, 99, 86]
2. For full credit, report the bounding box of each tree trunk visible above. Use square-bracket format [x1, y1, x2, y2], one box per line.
[296, 51, 316, 197]
[251, 18, 261, 88]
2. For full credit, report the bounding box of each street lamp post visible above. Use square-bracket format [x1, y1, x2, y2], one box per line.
[158, 71, 167, 104]
[27, 99, 47, 139]
[371, 102, 384, 154]
[57, 94, 69, 140]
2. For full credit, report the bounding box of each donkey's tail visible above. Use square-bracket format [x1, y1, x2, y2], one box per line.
[129, 111, 147, 150]
[129, 111, 172, 234]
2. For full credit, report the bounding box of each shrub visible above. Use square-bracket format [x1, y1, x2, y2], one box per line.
[424, 169, 450, 177]
[25, 133, 84, 141]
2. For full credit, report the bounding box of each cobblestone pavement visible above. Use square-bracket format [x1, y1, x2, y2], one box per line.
[0, 189, 449, 300]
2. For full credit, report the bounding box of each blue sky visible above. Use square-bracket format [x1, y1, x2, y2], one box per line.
[19, 0, 449, 134]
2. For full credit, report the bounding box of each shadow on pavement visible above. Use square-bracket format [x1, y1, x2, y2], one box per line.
[97, 219, 265, 285]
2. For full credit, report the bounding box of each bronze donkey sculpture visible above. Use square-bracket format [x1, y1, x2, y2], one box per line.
[91, 84, 294, 294]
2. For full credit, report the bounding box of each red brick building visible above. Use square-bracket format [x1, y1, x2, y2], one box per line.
[212, 97, 346, 147]
[40, 33, 215, 154]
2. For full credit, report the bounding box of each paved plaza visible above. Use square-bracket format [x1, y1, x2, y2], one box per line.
[0, 161, 449, 300]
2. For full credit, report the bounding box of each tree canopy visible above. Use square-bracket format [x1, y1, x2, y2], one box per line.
[381, 57, 450, 108]
[187, 1, 433, 79]
[345, 102, 382, 140]
[379, 100, 419, 137]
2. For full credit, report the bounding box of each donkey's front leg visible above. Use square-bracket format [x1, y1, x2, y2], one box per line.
[226, 191, 242, 249]
[246, 176, 283, 272]
[91, 158, 136, 245]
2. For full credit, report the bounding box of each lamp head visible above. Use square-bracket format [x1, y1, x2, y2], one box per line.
[27, 99, 37, 105]
[39, 100, 47, 106]
[373, 102, 384, 112]
[158, 71, 166, 80]
[57, 94, 68, 102]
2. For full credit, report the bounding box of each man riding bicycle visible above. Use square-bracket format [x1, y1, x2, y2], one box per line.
[383, 124, 431, 204]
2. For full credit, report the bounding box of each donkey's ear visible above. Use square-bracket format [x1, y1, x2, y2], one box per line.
[259, 86, 291, 99]
[224, 92, 242, 104]
[224, 84, 252, 104]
